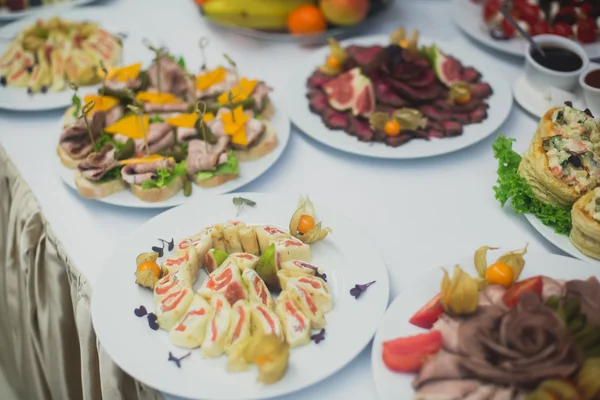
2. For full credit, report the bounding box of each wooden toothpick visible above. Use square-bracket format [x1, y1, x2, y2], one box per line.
[127, 104, 149, 156]
[79, 100, 96, 147]
[199, 37, 210, 71]
[195, 101, 209, 153]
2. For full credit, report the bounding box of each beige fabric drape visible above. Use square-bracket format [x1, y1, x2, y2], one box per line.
[0, 144, 162, 400]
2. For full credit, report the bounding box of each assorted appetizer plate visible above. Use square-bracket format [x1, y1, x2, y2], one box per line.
[92, 193, 389, 400]
[287, 34, 512, 159]
[0, 0, 98, 21]
[451, 0, 600, 59]
[524, 214, 600, 266]
[371, 250, 600, 399]
[0, 9, 148, 111]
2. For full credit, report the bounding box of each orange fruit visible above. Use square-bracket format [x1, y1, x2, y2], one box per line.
[288, 5, 327, 34]
[297, 215, 316, 234]
[137, 261, 161, 278]
[384, 120, 401, 136]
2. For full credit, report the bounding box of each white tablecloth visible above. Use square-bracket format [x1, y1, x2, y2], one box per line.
[0, 0, 569, 398]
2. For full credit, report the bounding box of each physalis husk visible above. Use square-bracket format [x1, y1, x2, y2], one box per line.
[440, 265, 479, 315]
[232, 334, 289, 384]
[318, 38, 348, 76]
[389, 27, 420, 55]
[289, 195, 332, 244]
[474, 245, 528, 285]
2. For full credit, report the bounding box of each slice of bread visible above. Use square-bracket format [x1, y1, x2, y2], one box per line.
[195, 173, 238, 188]
[57, 145, 85, 169]
[233, 119, 278, 162]
[74, 170, 127, 199]
[130, 175, 184, 202]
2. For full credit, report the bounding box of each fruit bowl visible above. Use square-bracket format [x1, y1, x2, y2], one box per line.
[196, 0, 395, 43]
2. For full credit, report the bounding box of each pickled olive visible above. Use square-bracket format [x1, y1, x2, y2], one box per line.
[138, 70, 150, 91]
[183, 179, 192, 197]
[544, 295, 560, 310]
[115, 139, 135, 160]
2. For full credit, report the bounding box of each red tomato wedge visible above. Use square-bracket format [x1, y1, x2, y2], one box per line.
[408, 293, 444, 329]
[502, 276, 543, 307]
[382, 331, 443, 372]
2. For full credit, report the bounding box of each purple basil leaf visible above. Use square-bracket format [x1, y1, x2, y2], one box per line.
[565, 101, 573, 107]
[350, 281, 376, 299]
[311, 329, 326, 344]
[168, 351, 191, 368]
[151, 245, 164, 258]
[134, 305, 147, 317]
[316, 272, 328, 282]
[147, 313, 159, 330]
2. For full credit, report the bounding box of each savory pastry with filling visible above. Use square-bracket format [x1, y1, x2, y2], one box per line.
[535, 105, 600, 150]
[74, 144, 126, 198]
[570, 188, 600, 260]
[518, 134, 600, 208]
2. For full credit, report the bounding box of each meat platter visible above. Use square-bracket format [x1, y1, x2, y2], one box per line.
[372, 246, 600, 400]
[55, 44, 290, 208]
[287, 29, 513, 159]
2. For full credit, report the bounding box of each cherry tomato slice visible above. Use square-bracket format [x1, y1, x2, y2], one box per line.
[382, 331, 443, 372]
[502, 276, 543, 307]
[408, 293, 444, 329]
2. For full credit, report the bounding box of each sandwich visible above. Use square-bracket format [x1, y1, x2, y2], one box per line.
[518, 134, 600, 208]
[228, 252, 260, 271]
[287, 282, 326, 330]
[201, 294, 232, 358]
[186, 137, 239, 188]
[198, 260, 248, 305]
[281, 275, 332, 313]
[169, 295, 212, 349]
[239, 225, 260, 255]
[272, 237, 312, 264]
[146, 57, 195, 101]
[225, 300, 252, 354]
[251, 303, 283, 340]
[156, 286, 195, 331]
[174, 229, 213, 260]
[570, 188, 600, 260]
[161, 247, 200, 286]
[209, 223, 227, 252]
[223, 221, 245, 254]
[153, 273, 188, 305]
[57, 110, 107, 168]
[74, 144, 126, 199]
[280, 260, 325, 278]
[242, 268, 275, 310]
[120, 156, 186, 202]
[275, 290, 311, 348]
[255, 225, 290, 253]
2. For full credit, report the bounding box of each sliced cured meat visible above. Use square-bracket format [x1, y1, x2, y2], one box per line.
[420, 105, 471, 125]
[59, 111, 107, 158]
[469, 106, 488, 123]
[78, 144, 120, 181]
[434, 98, 484, 114]
[143, 102, 190, 114]
[147, 57, 195, 100]
[412, 351, 464, 389]
[322, 108, 350, 130]
[461, 66, 482, 83]
[427, 129, 445, 139]
[121, 158, 174, 185]
[346, 45, 384, 69]
[370, 73, 411, 107]
[385, 134, 412, 147]
[415, 380, 481, 398]
[308, 90, 329, 115]
[306, 70, 333, 89]
[134, 122, 175, 154]
[408, 69, 436, 88]
[390, 59, 429, 81]
[470, 82, 493, 99]
[186, 136, 230, 176]
[386, 79, 443, 103]
[347, 117, 374, 142]
[440, 120, 463, 136]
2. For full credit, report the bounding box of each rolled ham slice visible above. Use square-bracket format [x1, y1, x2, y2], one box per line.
[77, 144, 120, 181]
[59, 110, 107, 158]
[186, 136, 230, 176]
[121, 158, 174, 185]
[147, 58, 195, 100]
[133, 122, 175, 154]
[143, 102, 190, 114]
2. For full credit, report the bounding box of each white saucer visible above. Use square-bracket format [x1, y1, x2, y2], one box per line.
[513, 75, 586, 119]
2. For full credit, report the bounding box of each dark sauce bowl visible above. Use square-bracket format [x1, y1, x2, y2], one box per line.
[524, 34, 589, 93]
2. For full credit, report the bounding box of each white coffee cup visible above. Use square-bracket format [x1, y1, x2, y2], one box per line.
[524, 34, 589, 93]
[579, 62, 600, 117]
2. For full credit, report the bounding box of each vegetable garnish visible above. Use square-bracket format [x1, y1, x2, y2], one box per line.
[151, 238, 174, 258]
[233, 197, 256, 216]
[149, 114, 164, 123]
[318, 38, 347, 76]
[289, 196, 331, 244]
[134, 305, 147, 317]
[369, 108, 427, 137]
[69, 82, 82, 118]
[147, 313, 159, 330]
[311, 329, 326, 344]
[408, 293, 443, 329]
[389, 27, 420, 55]
[474, 245, 527, 287]
[440, 266, 479, 315]
[349, 281, 376, 299]
[168, 351, 191, 368]
[382, 330, 443, 372]
[492, 135, 572, 235]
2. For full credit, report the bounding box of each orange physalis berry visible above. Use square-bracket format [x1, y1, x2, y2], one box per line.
[326, 55, 341, 69]
[137, 261, 161, 278]
[297, 215, 316, 234]
[485, 262, 514, 287]
[384, 120, 401, 136]
[455, 91, 471, 105]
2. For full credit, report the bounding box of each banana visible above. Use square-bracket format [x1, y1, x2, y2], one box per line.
[202, 0, 316, 31]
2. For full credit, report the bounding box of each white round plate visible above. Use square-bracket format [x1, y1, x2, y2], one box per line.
[513, 75, 586, 119]
[286, 35, 513, 159]
[524, 213, 600, 266]
[92, 192, 390, 400]
[0, 0, 98, 21]
[371, 250, 599, 400]
[0, 7, 149, 111]
[57, 102, 291, 208]
[452, 0, 600, 59]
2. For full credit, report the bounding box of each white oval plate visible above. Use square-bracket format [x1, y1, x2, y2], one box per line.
[524, 213, 600, 266]
[0, 0, 98, 21]
[452, 0, 600, 59]
[92, 192, 390, 400]
[57, 102, 291, 208]
[0, 7, 149, 111]
[286, 35, 513, 159]
[371, 250, 599, 400]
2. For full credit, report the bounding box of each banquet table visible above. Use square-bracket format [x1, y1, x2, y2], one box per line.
[0, 0, 577, 399]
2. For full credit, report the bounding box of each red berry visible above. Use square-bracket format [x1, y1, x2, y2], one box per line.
[520, 4, 541, 25]
[553, 22, 574, 37]
[501, 17, 516, 37]
[483, 0, 501, 22]
[531, 21, 551, 36]
[577, 19, 597, 43]
[581, 2, 593, 18]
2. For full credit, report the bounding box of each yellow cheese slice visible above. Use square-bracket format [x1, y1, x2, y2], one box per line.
[120, 154, 168, 165]
[83, 94, 119, 113]
[217, 78, 257, 105]
[136, 91, 181, 104]
[195, 66, 226, 91]
[104, 114, 149, 139]
[166, 112, 214, 128]
[103, 62, 142, 82]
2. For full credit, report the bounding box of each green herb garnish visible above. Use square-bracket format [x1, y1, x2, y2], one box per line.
[232, 195, 256, 216]
[94, 133, 125, 152]
[492, 135, 572, 235]
[196, 151, 238, 181]
[97, 167, 122, 183]
[149, 115, 164, 124]
[70, 82, 81, 118]
[141, 162, 187, 190]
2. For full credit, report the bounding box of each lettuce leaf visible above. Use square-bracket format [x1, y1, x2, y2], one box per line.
[142, 161, 187, 190]
[492, 135, 571, 235]
[97, 167, 121, 183]
[196, 151, 239, 181]
[94, 133, 125, 152]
